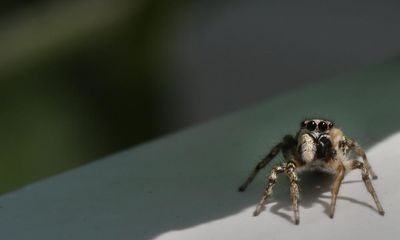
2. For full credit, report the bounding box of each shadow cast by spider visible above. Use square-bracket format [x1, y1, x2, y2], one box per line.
[257, 170, 333, 223]
[250, 170, 379, 224]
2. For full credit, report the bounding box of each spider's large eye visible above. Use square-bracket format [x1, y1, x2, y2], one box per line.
[318, 121, 328, 131]
[306, 121, 317, 131]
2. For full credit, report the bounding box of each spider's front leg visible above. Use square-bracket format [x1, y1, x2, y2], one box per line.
[253, 162, 300, 225]
[329, 159, 385, 218]
[238, 135, 295, 192]
[286, 162, 300, 224]
[329, 163, 345, 218]
[253, 164, 285, 216]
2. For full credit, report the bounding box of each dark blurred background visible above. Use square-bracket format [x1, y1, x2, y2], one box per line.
[1, 0, 400, 194]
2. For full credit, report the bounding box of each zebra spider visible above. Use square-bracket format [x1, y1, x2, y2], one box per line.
[238, 118, 385, 225]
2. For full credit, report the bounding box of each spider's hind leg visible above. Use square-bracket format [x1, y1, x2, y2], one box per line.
[346, 137, 377, 179]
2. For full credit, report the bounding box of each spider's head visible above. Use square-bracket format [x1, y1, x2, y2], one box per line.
[299, 119, 335, 162]
[300, 119, 334, 135]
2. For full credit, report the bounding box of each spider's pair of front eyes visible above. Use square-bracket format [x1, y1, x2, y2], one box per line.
[302, 121, 332, 132]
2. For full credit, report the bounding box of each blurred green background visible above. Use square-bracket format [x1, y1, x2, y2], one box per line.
[1, 0, 400, 194]
[0, 0, 183, 193]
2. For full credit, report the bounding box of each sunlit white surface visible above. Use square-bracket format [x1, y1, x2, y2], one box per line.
[155, 132, 400, 240]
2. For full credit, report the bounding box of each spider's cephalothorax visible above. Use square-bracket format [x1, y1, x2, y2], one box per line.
[298, 119, 336, 163]
[238, 118, 385, 225]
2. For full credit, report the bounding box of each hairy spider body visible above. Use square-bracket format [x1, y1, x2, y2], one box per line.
[238, 119, 384, 225]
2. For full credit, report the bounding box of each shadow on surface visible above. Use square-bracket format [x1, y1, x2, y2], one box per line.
[264, 171, 334, 223]
[258, 171, 378, 224]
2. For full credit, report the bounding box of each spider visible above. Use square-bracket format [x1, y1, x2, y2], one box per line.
[238, 118, 385, 225]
